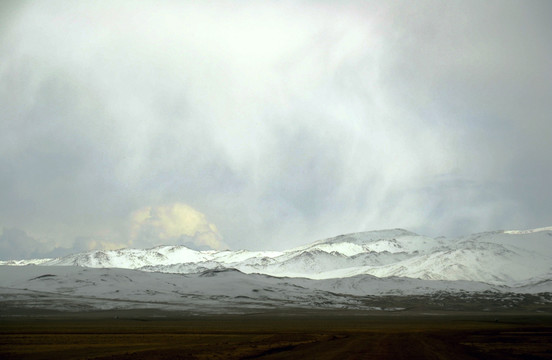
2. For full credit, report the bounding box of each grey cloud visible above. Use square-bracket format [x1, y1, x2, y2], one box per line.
[1, 1, 551, 257]
[0, 227, 86, 260]
[0, 228, 41, 260]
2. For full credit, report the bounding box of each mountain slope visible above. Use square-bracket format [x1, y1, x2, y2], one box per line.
[2, 227, 551, 286]
[1, 265, 550, 314]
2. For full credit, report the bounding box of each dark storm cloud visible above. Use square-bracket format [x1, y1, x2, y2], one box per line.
[1, 1, 551, 258]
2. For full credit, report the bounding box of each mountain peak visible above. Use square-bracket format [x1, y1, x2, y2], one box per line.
[1, 227, 550, 288]
[313, 228, 419, 246]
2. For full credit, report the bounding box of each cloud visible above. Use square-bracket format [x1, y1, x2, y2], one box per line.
[0, 227, 43, 260]
[130, 203, 227, 250]
[0, 202, 226, 259]
[0, 227, 86, 260]
[0, 1, 551, 254]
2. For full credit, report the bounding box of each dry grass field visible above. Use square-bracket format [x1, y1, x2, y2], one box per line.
[1, 310, 551, 359]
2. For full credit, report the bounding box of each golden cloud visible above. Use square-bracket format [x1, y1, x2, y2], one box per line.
[129, 203, 226, 250]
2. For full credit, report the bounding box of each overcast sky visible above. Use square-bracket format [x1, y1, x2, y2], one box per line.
[1, 0, 551, 259]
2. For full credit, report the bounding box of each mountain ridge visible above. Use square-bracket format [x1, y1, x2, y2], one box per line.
[2, 226, 550, 287]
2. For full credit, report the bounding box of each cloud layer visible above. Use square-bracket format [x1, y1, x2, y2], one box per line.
[1, 1, 551, 258]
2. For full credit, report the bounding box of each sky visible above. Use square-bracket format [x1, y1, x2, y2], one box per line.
[1, 0, 551, 259]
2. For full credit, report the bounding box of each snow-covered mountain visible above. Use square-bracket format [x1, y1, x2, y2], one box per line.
[1, 265, 550, 314]
[3, 227, 551, 286]
[1, 227, 551, 314]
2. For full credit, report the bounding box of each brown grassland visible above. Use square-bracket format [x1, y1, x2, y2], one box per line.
[1, 309, 551, 359]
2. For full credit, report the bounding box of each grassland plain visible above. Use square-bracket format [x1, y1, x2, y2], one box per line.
[1, 309, 552, 359]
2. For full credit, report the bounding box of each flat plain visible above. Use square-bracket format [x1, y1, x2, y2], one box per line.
[1, 309, 551, 359]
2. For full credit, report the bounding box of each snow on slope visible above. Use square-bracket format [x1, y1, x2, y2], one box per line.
[459, 229, 552, 257]
[36, 245, 283, 269]
[0, 265, 499, 299]
[1, 265, 550, 314]
[293, 229, 445, 255]
[1, 227, 550, 287]
[238, 228, 550, 285]
[0, 265, 379, 312]
[0, 258, 54, 266]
